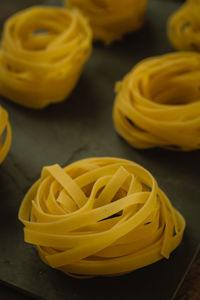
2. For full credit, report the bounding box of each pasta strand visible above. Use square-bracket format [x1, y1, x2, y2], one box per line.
[113, 52, 200, 150]
[18, 157, 185, 277]
[0, 106, 11, 163]
[65, 0, 147, 44]
[167, 0, 200, 51]
[0, 6, 92, 108]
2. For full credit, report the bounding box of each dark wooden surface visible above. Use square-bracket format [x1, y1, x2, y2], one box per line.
[175, 251, 200, 300]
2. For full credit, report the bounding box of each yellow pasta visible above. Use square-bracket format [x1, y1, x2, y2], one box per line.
[0, 6, 92, 109]
[65, 0, 147, 44]
[0, 106, 11, 163]
[18, 157, 185, 277]
[113, 52, 200, 150]
[167, 0, 200, 51]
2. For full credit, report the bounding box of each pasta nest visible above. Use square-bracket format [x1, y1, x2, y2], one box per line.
[0, 106, 12, 163]
[167, 0, 200, 51]
[18, 157, 185, 277]
[66, 0, 147, 44]
[113, 52, 200, 151]
[0, 6, 92, 109]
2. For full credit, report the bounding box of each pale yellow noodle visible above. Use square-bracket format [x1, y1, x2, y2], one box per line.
[167, 0, 200, 51]
[65, 0, 147, 44]
[0, 6, 92, 109]
[18, 157, 185, 277]
[113, 52, 200, 150]
[0, 106, 11, 163]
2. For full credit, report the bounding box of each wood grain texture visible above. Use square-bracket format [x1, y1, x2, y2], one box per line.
[175, 251, 200, 300]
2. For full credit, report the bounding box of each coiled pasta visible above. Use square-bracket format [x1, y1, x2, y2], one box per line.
[167, 0, 200, 51]
[0, 6, 92, 109]
[18, 157, 185, 277]
[113, 52, 200, 151]
[66, 0, 147, 44]
[0, 106, 11, 163]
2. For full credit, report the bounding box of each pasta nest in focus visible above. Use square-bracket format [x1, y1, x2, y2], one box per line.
[66, 0, 147, 44]
[18, 157, 185, 277]
[113, 52, 200, 151]
[167, 0, 200, 51]
[0, 106, 11, 163]
[0, 6, 92, 109]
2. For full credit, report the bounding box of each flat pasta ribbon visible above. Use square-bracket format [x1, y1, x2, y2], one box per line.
[0, 106, 11, 163]
[167, 0, 200, 51]
[113, 52, 200, 150]
[66, 0, 147, 44]
[18, 157, 185, 277]
[0, 6, 92, 109]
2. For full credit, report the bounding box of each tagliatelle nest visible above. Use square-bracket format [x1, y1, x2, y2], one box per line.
[66, 0, 147, 44]
[18, 157, 185, 278]
[0, 106, 11, 163]
[113, 52, 200, 151]
[0, 6, 92, 109]
[167, 0, 200, 51]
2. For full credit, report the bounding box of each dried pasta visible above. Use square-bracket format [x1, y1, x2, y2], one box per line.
[65, 0, 147, 44]
[0, 106, 11, 163]
[0, 6, 92, 109]
[113, 52, 200, 150]
[167, 0, 200, 51]
[18, 157, 185, 277]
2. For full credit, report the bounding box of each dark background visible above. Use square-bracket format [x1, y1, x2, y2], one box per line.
[0, 0, 199, 299]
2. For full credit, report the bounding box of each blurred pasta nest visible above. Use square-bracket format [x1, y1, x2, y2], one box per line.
[167, 0, 200, 51]
[19, 157, 185, 277]
[0, 106, 11, 163]
[113, 52, 200, 151]
[0, 6, 92, 109]
[66, 0, 147, 44]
